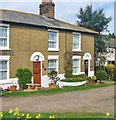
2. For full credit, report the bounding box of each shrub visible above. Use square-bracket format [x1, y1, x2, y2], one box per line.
[48, 70, 60, 84]
[16, 68, 32, 89]
[92, 76, 97, 81]
[96, 70, 108, 82]
[86, 76, 92, 81]
[72, 74, 87, 79]
[105, 64, 115, 80]
[91, 76, 97, 82]
[61, 74, 87, 82]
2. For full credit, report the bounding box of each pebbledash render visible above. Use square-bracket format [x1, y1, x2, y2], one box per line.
[0, 0, 98, 89]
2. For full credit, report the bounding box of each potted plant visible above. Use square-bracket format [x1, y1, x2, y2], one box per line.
[48, 70, 60, 88]
[16, 68, 32, 90]
[10, 82, 17, 91]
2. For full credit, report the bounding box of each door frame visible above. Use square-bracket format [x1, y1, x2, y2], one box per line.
[83, 52, 92, 76]
[84, 59, 89, 76]
[30, 52, 45, 84]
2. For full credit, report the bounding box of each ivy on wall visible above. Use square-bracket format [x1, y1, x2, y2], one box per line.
[64, 51, 73, 78]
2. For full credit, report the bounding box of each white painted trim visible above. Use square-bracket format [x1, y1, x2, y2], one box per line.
[83, 52, 92, 76]
[0, 55, 10, 81]
[89, 71, 94, 77]
[48, 55, 59, 59]
[83, 52, 92, 60]
[30, 52, 45, 61]
[0, 56, 10, 60]
[48, 55, 59, 72]
[72, 32, 81, 52]
[48, 29, 59, 51]
[0, 24, 10, 50]
[72, 55, 81, 75]
[30, 52, 45, 87]
[72, 56, 81, 59]
[0, 24, 9, 27]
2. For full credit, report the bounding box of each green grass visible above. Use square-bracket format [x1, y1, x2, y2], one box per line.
[2, 112, 114, 119]
[3, 83, 116, 97]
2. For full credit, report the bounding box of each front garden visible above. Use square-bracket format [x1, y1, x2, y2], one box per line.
[1, 63, 116, 97]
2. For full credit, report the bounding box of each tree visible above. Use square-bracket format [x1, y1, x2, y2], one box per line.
[76, 5, 112, 68]
[77, 5, 111, 33]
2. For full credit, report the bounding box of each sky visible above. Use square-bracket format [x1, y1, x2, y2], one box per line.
[0, 0, 115, 33]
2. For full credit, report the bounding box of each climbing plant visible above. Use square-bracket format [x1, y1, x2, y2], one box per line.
[64, 51, 73, 78]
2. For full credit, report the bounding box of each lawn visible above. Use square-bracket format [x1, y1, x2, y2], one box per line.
[3, 82, 115, 97]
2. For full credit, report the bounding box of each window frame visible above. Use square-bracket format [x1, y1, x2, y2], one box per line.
[0, 56, 10, 80]
[48, 55, 59, 73]
[0, 24, 10, 50]
[72, 32, 81, 52]
[72, 56, 81, 75]
[48, 29, 59, 51]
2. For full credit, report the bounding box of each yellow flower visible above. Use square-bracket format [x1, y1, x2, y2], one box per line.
[26, 114, 31, 119]
[26, 114, 30, 117]
[0, 112, 3, 118]
[36, 113, 41, 119]
[8, 109, 13, 114]
[22, 113, 25, 117]
[13, 112, 17, 116]
[49, 115, 55, 119]
[15, 107, 19, 112]
[17, 116, 20, 119]
[106, 112, 110, 116]
[28, 116, 32, 119]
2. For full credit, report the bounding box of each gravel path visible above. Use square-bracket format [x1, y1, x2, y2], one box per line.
[1, 86, 115, 114]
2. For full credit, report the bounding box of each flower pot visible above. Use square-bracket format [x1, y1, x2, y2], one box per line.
[49, 84, 56, 89]
[10, 86, 17, 91]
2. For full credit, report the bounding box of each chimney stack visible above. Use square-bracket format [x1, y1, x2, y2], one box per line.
[39, 0, 55, 19]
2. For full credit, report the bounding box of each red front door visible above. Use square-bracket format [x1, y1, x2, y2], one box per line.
[33, 62, 41, 84]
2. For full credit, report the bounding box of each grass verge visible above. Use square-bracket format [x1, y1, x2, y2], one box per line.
[3, 83, 115, 97]
[2, 112, 114, 119]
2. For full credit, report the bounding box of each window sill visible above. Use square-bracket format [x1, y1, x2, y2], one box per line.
[0, 48, 11, 50]
[48, 49, 59, 52]
[73, 73, 81, 75]
[72, 49, 81, 52]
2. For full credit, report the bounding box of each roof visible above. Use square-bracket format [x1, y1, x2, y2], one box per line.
[0, 9, 98, 34]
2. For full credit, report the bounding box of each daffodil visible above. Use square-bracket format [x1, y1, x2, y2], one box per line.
[22, 113, 25, 117]
[15, 107, 19, 112]
[106, 112, 110, 116]
[13, 112, 17, 116]
[26, 114, 30, 117]
[49, 115, 55, 119]
[36, 113, 41, 119]
[0, 112, 3, 118]
[26, 114, 32, 119]
[8, 109, 13, 114]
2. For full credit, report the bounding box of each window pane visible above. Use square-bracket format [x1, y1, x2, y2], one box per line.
[48, 41, 56, 48]
[0, 27, 7, 37]
[73, 59, 79, 74]
[48, 31, 57, 49]
[0, 61, 7, 80]
[0, 61, 7, 71]
[48, 60, 56, 72]
[0, 38, 7, 46]
[73, 34, 79, 49]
